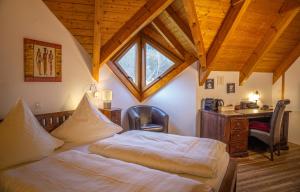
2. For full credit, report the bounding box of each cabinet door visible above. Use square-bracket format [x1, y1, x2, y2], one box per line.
[230, 118, 249, 155]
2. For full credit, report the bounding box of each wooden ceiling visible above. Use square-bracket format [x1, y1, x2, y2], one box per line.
[43, 0, 300, 98]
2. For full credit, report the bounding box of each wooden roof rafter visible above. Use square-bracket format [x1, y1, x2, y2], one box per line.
[165, 6, 197, 55]
[99, 0, 175, 68]
[152, 18, 187, 58]
[182, 0, 206, 68]
[239, 0, 300, 85]
[92, 0, 103, 82]
[142, 25, 184, 60]
[199, 0, 251, 86]
[273, 42, 300, 84]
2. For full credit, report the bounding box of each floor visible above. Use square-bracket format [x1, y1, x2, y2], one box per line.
[236, 142, 300, 192]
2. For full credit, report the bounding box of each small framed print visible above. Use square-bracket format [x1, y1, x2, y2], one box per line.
[24, 38, 62, 82]
[227, 83, 235, 93]
[205, 79, 214, 89]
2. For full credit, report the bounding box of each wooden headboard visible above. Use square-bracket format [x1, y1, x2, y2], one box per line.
[35, 111, 74, 132]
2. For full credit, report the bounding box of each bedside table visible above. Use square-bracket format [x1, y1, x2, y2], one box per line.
[99, 108, 122, 126]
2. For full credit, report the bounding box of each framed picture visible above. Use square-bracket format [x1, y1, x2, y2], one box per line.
[227, 83, 235, 93]
[205, 79, 214, 89]
[24, 38, 62, 82]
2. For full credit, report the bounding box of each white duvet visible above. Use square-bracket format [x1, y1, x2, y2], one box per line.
[89, 130, 227, 178]
[0, 150, 212, 192]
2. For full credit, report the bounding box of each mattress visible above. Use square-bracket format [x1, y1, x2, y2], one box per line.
[55, 140, 229, 192]
[0, 150, 212, 192]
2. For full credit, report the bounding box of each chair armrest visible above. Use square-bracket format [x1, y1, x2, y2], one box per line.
[151, 108, 169, 133]
[127, 109, 141, 130]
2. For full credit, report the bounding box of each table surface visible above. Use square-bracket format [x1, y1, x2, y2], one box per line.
[201, 109, 289, 117]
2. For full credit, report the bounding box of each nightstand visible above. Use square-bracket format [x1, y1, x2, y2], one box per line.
[99, 108, 122, 126]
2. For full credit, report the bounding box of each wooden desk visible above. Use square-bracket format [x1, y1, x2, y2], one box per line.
[200, 109, 290, 157]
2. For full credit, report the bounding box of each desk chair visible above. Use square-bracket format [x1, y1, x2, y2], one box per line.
[127, 105, 169, 133]
[249, 100, 290, 161]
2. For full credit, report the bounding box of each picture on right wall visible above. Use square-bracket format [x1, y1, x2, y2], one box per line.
[227, 83, 235, 93]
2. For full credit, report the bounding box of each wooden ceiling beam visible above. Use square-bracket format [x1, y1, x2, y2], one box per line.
[199, 0, 251, 86]
[92, 0, 103, 82]
[182, 0, 206, 68]
[273, 42, 300, 84]
[165, 7, 196, 52]
[99, 0, 174, 66]
[239, 0, 300, 85]
[152, 18, 187, 58]
[142, 26, 184, 60]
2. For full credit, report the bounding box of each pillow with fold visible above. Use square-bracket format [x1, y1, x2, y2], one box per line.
[51, 94, 122, 144]
[0, 99, 64, 170]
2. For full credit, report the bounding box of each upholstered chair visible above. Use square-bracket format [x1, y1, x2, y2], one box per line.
[249, 99, 290, 161]
[127, 105, 169, 133]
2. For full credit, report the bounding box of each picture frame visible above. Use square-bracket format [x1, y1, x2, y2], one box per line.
[205, 79, 214, 89]
[24, 38, 62, 82]
[227, 83, 235, 93]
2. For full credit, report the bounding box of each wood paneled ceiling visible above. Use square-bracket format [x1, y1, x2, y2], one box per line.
[43, 0, 300, 100]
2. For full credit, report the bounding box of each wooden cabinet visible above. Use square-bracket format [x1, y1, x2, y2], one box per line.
[229, 118, 248, 156]
[99, 108, 122, 126]
[200, 109, 290, 157]
[200, 110, 249, 157]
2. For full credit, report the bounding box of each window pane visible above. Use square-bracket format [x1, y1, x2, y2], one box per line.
[145, 43, 174, 85]
[117, 43, 138, 85]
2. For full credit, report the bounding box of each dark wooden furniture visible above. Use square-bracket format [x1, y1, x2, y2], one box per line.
[200, 109, 291, 157]
[35, 111, 73, 132]
[99, 108, 122, 126]
[33, 110, 237, 192]
[249, 100, 290, 161]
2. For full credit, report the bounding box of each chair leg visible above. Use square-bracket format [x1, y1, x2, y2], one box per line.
[277, 143, 280, 156]
[270, 145, 274, 161]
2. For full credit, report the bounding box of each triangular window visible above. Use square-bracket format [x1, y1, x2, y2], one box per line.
[111, 35, 183, 101]
[116, 43, 139, 86]
[145, 43, 174, 86]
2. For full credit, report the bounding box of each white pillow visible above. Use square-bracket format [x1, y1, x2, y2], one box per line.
[0, 99, 64, 170]
[51, 94, 122, 144]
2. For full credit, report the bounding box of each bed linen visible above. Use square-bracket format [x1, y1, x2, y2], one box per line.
[59, 142, 229, 192]
[0, 150, 212, 192]
[180, 152, 229, 192]
[89, 130, 227, 178]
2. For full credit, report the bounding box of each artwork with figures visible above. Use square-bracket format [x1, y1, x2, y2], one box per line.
[227, 83, 235, 93]
[24, 38, 62, 82]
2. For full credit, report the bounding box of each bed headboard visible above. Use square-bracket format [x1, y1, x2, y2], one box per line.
[35, 111, 74, 132]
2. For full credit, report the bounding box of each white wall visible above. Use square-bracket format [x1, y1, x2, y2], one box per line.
[0, 0, 93, 117]
[197, 71, 273, 107]
[272, 57, 300, 145]
[98, 64, 198, 136]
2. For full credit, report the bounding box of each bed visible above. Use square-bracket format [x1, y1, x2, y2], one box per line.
[34, 110, 238, 192]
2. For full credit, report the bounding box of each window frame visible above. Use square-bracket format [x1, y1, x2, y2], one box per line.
[113, 36, 141, 90]
[141, 35, 182, 90]
[110, 34, 184, 101]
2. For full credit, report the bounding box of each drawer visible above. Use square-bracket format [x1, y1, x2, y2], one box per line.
[230, 118, 249, 131]
[230, 141, 247, 154]
[231, 130, 248, 143]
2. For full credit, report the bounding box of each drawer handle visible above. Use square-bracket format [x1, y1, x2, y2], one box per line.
[237, 122, 240, 126]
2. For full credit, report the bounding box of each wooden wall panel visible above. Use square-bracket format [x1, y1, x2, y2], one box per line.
[43, 0, 95, 55]
[255, 13, 300, 72]
[158, 11, 196, 57]
[213, 0, 286, 71]
[194, 0, 231, 51]
[101, 0, 147, 46]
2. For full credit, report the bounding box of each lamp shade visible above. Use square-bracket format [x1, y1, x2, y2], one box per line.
[249, 90, 260, 102]
[102, 89, 112, 101]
